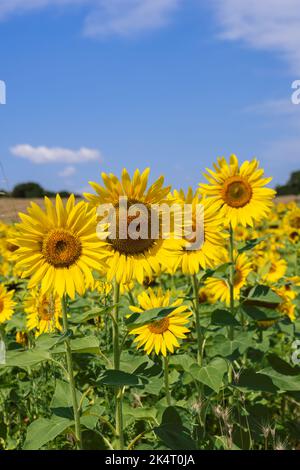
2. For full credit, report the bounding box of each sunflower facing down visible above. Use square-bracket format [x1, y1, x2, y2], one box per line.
[84, 168, 182, 285]
[199, 154, 276, 228]
[13, 195, 109, 299]
[25, 288, 62, 336]
[171, 188, 226, 275]
[129, 288, 192, 356]
[0, 285, 16, 324]
[205, 252, 252, 306]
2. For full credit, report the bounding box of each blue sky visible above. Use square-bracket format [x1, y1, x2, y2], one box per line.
[0, 0, 300, 195]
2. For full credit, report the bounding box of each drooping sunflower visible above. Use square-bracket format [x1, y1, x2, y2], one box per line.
[13, 195, 108, 299]
[170, 188, 226, 275]
[205, 252, 252, 306]
[0, 285, 16, 324]
[84, 168, 182, 285]
[129, 288, 192, 356]
[25, 288, 62, 336]
[199, 154, 276, 228]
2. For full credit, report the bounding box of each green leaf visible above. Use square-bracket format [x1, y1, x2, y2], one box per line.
[258, 358, 300, 391]
[207, 332, 253, 358]
[235, 369, 278, 393]
[154, 407, 197, 450]
[241, 304, 280, 322]
[243, 285, 282, 305]
[0, 349, 50, 369]
[211, 309, 240, 326]
[98, 369, 145, 387]
[51, 335, 100, 355]
[189, 357, 228, 393]
[125, 307, 176, 328]
[23, 415, 73, 450]
[50, 379, 88, 419]
[69, 306, 114, 324]
[169, 353, 195, 371]
[238, 237, 267, 254]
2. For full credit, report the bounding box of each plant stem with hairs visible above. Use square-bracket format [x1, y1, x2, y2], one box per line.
[61, 295, 82, 450]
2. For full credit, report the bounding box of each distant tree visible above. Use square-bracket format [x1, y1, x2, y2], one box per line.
[276, 170, 300, 196]
[12, 182, 45, 198]
[11, 182, 81, 198]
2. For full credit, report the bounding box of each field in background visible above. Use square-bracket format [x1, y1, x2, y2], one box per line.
[0, 195, 299, 224]
[0, 198, 82, 223]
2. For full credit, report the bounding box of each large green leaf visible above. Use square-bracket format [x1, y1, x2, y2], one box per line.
[189, 357, 228, 393]
[211, 309, 240, 326]
[0, 349, 50, 369]
[98, 369, 146, 387]
[235, 369, 278, 393]
[154, 407, 197, 450]
[23, 415, 73, 450]
[243, 285, 282, 305]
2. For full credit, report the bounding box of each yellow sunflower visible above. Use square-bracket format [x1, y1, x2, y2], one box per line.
[283, 206, 300, 243]
[205, 252, 252, 306]
[84, 168, 182, 285]
[0, 285, 16, 324]
[256, 253, 287, 284]
[25, 288, 62, 336]
[129, 288, 192, 356]
[13, 195, 108, 299]
[170, 188, 225, 275]
[199, 154, 276, 228]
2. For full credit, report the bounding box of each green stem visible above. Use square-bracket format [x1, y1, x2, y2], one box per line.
[192, 274, 203, 366]
[61, 295, 82, 450]
[163, 355, 171, 406]
[229, 224, 235, 340]
[112, 279, 124, 450]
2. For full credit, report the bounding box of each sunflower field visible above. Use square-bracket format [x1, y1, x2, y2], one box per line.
[0, 155, 300, 451]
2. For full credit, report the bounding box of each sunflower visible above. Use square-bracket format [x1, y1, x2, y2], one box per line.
[205, 252, 252, 306]
[199, 154, 276, 228]
[256, 253, 287, 284]
[84, 168, 182, 285]
[25, 288, 62, 336]
[0, 285, 16, 324]
[13, 195, 108, 299]
[283, 206, 300, 244]
[129, 288, 192, 356]
[170, 188, 225, 275]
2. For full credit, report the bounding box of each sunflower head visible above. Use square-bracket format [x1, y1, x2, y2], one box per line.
[84, 169, 181, 285]
[13, 194, 109, 299]
[25, 288, 62, 336]
[199, 154, 276, 228]
[129, 287, 192, 356]
[0, 285, 16, 324]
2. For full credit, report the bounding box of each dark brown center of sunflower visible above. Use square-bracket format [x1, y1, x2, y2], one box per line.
[233, 268, 243, 286]
[42, 229, 82, 267]
[0, 299, 4, 313]
[290, 216, 300, 229]
[290, 231, 299, 240]
[222, 176, 252, 208]
[148, 317, 170, 334]
[108, 199, 156, 255]
[38, 296, 55, 321]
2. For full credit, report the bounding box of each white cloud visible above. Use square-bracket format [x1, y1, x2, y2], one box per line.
[211, 0, 300, 74]
[0, 0, 181, 37]
[58, 165, 77, 177]
[10, 144, 102, 164]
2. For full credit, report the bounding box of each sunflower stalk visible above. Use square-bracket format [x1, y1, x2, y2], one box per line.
[112, 279, 124, 450]
[61, 295, 82, 450]
[163, 355, 171, 406]
[228, 224, 235, 341]
[192, 274, 203, 366]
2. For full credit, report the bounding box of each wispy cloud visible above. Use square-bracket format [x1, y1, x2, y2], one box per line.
[211, 0, 300, 74]
[10, 144, 102, 164]
[58, 165, 77, 177]
[0, 0, 181, 37]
